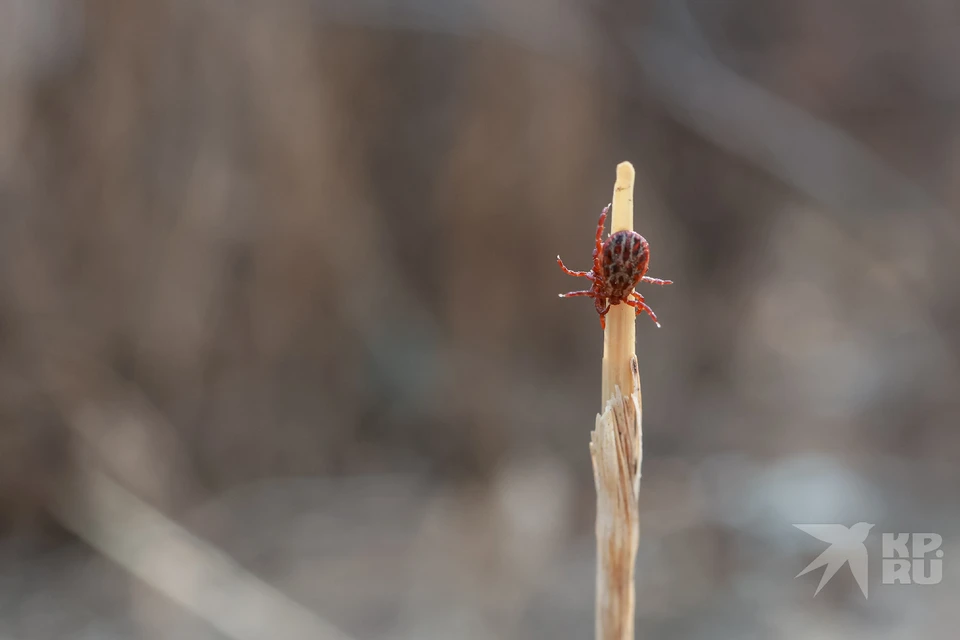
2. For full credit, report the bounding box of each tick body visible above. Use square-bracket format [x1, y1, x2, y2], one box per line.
[557, 204, 672, 329]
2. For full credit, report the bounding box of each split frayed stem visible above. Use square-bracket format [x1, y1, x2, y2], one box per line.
[590, 162, 643, 640]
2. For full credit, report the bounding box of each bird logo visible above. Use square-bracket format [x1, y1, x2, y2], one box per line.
[794, 522, 875, 598]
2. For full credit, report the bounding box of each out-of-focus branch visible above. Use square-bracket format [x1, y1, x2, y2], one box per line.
[631, 28, 957, 236]
[53, 463, 357, 640]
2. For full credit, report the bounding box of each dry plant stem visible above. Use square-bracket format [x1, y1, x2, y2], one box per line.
[591, 162, 643, 640]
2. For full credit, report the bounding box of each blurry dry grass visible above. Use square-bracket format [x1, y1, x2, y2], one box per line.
[1, 0, 960, 638]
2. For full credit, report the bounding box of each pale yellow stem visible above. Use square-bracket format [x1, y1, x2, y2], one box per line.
[591, 162, 643, 640]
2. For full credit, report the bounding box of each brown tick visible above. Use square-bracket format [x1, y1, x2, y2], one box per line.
[557, 204, 672, 329]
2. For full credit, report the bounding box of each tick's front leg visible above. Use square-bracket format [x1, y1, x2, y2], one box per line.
[641, 276, 673, 286]
[558, 290, 593, 298]
[557, 256, 594, 279]
[593, 204, 610, 275]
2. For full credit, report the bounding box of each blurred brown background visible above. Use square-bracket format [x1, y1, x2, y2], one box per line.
[1, 1, 959, 638]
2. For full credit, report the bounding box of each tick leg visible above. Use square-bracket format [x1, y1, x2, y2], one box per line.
[626, 298, 661, 328]
[595, 298, 610, 329]
[558, 290, 593, 298]
[593, 204, 610, 274]
[641, 276, 673, 286]
[557, 256, 594, 279]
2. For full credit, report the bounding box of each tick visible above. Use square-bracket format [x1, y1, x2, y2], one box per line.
[557, 204, 672, 329]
